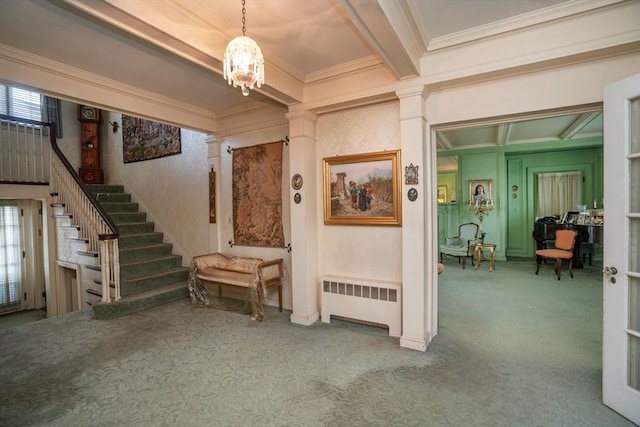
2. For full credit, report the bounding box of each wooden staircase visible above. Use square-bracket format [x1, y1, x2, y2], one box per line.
[85, 184, 189, 319]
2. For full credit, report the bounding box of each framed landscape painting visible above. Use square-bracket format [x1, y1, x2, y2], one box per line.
[323, 150, 401, 226]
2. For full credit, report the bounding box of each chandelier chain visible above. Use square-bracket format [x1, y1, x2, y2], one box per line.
[241, 0, 246, 36]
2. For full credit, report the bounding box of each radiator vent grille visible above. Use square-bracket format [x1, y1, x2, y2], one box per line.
[323, 280, 398, 302]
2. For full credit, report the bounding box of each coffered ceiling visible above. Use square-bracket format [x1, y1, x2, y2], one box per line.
[435, 106, 603, 153]
[0, 0, 608, 150]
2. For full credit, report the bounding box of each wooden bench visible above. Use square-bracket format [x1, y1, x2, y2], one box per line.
[189, 253, 284, 321]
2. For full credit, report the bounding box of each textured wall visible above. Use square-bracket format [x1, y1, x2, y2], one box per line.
[101, 112, 209, 263]
[316, 102, 402, 282]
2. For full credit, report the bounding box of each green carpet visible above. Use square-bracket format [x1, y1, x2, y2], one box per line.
[0, 309, 46, 331]
[0, 257, 634, 426]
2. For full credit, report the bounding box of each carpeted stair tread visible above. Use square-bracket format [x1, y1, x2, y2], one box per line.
[92, 282, 189, 319]
[120, 255, 183, 278]
[120, 267, 190, 297]
[119, 243, 174, 262]
[121, 266, 189, 282]
[108, 212, 147, 224]
[100, 202, 140, 213]
[118, 232, 164, 248]
[87, 184, 124, 193]
[116, 222, 156, 235]
[93, 193, 132, 203]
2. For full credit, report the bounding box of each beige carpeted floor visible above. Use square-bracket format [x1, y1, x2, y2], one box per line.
[0, 257, 634, 426]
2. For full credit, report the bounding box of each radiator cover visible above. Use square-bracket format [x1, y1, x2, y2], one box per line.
[321, 275, 401, 337]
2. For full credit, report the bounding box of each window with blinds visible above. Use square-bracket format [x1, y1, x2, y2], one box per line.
[0, 84, 42, 121]
[0, 203, 23, 313]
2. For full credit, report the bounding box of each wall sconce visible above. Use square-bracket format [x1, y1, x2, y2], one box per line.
[108, 121, 119, 133]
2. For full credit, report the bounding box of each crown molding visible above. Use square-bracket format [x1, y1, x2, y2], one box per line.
[0, 44, 218, 132]
[428, 0, 626, 51]
[305, 56, 383, 84]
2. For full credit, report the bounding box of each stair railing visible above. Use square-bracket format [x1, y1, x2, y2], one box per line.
[1, 114, 121, 303]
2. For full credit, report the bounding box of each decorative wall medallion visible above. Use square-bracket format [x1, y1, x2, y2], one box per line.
[294, 192, 302, 204]
[408, 188, 418, 201]
[405, 163, 419, 185]
[292, 174, 303, 190]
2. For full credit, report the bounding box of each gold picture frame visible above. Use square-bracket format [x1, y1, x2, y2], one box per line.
[323, 150, 401, 226]
[437, 185, 447, 204]
[469, 179, 492, 204]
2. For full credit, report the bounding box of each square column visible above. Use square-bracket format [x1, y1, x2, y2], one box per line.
[397, 87, 437, 351]
[286, 108, 320, 325]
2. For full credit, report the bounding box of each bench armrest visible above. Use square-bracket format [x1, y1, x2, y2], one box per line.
[258, 258, 284, 287]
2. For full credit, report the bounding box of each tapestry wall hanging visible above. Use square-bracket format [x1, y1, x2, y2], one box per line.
[232, 141, 285, 247]
[122, 115, 181, 163]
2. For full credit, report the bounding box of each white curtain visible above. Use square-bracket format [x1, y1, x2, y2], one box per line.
[537, 172, 582, 217]
[0, 202, 22, 314]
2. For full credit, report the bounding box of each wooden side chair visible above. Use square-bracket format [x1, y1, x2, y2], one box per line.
[534, 229, 578, 280]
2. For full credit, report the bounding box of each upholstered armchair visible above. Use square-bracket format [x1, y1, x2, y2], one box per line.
[439, 223, 480, 269]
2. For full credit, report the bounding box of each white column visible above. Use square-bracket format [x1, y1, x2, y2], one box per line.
[285, 107, 320, 325]
[397, 86, 437, 351]
[206, 134, 220, 254]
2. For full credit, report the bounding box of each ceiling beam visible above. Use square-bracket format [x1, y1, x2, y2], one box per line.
[339, 0, 421, 79]
[497, 123, 512, 146]
[58, 0, 303, 106]
[436, 133, 454, 151]
[560, 112, 601, 140]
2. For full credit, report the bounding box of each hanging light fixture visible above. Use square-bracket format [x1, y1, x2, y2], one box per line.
[223, 0, 265, 96]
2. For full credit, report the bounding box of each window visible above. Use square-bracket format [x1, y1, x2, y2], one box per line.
[0, 84, 42, 121]
[0, 202, 23, 314]
[536, 171, 582, 217]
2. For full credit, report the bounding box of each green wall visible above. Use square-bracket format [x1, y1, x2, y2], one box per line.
[438, 138, 603, 260]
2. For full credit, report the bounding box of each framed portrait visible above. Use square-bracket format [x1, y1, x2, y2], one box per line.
[469, 179, 492, 204]
[437, 185, 447, 204]
[323, 150, 401, 226]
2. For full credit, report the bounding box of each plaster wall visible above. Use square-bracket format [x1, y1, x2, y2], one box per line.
[316, 101, 402, 283]
[101, 112, 210, 262]
[56, 100, 82, 169]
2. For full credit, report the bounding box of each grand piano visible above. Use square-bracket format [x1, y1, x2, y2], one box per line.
[532, 221, 603, 268]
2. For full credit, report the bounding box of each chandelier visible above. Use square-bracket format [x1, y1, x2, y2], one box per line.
[223, 0, 265, 96]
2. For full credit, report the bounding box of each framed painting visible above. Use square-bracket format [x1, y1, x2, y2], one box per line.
[323, 150, 401, 226]
[122, 115, 181, 163]
[469, 179, 492, 204]
[437, 185, 447, 204]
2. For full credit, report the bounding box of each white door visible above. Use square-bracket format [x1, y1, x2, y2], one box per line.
[602, 73, 640, 424]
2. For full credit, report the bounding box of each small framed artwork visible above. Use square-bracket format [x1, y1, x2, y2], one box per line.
[291, 174, 303, 190]
[405, 163, 419, 185]
[565, 211, 580, 224]
[323, 150, 401, 226]
[437, 185, 447, 204]
[469, 179, 492, 204]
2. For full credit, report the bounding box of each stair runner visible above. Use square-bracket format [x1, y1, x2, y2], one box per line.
[88, 184, 189, 319]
